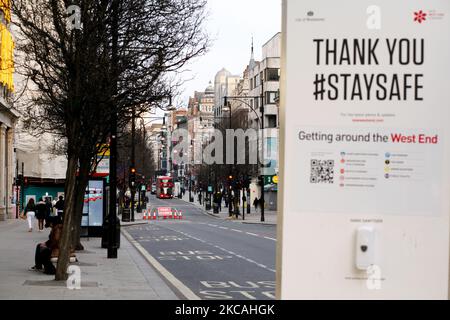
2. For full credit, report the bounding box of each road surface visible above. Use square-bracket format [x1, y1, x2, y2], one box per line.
[123, 195, 276, 300]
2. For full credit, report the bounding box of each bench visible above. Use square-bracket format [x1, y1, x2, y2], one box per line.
[50, 256, 78, 265]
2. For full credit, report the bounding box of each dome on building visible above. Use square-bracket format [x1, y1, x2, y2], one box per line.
[205, 81, 214, 94]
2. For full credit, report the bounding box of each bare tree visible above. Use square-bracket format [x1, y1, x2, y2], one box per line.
[12, 0, 209, 280]
[117, 124, 156, 202]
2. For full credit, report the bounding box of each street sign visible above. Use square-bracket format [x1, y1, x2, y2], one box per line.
[97, 144, 110, 156]
[141, 185, 146, 191]
[157, 207, 172, 217]
[272, 176, 278, 184]
[279, 0, 450, 299]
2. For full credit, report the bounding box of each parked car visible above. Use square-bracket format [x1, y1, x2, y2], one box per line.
[151, 183, 157, 194]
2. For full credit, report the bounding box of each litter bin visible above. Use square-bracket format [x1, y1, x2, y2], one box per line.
[213, 202, 219, 214]
[101, 216, 121, 249]
[122, 208, 131, 222]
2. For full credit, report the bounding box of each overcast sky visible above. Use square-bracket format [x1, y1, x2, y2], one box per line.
[176, 0, 282, 107]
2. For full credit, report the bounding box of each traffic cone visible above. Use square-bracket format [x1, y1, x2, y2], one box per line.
[169, 211, 173, 219]
[173, 211, 178, 220]
[143, 210, 147, 220]
[153, 212, 157, 220]
[179, 211, 183, 220]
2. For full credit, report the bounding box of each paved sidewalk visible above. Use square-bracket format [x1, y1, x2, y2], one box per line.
[181, 193, 278, 225]
[0, 218, 178, 300]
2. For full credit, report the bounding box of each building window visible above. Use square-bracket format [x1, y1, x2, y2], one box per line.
[254, 97, 259, 109]
[265, 91, 278, 104]
[267, 115, 277, 128]
[265, 68, 280, 82]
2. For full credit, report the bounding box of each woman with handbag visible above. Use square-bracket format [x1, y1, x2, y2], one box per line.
[22, 198, 36, 232]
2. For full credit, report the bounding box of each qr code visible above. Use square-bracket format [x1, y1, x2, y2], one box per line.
[310, 159, 334, 184]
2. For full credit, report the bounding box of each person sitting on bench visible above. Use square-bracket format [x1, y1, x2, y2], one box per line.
[29, 222, 76, 274]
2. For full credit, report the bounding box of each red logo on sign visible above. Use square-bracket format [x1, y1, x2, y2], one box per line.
[414, 10, 427, 23]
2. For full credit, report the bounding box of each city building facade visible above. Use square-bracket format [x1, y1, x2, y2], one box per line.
[0, 2, 18, 220]
[214, 68, 240, 118]
[247, 33, 281, 210]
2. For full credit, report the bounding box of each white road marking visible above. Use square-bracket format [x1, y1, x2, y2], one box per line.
[264, 236, 277, 241]
[157, 224, 276, 274]
[121, 229, 200, 300]
[219, 227, 228, 230]
[231, 229, 242, 233]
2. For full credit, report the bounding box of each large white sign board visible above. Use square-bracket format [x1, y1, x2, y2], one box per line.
[278, 0, 450, 299]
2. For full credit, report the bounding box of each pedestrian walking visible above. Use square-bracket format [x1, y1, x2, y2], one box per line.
[44, 197, 53, 227]
[224, 197, 227, 208]
[21, 198, 36, 232]
[35, 197, 47, 232]
[242, 194, 247, 215]
[253, 197, 259, 212]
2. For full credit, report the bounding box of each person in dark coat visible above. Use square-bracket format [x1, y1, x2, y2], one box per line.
[29, 222, 63, 274]
[217, 191, 222, 212]
[44, 198, 53, 227]
[35, 197, 47, 232]
[54, 196, 65, 223]
[253, 197, 259, 212]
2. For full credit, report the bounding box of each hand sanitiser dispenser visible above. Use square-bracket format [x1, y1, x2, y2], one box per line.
[356, 226, 376, 270]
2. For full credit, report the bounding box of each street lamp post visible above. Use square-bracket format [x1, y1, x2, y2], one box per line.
[108, 109, 118, 259]
[189, 170, 192, 202]
[130, 106, 136, 222]
[260, 77, 265, 222]
[223, 76, 266, 222]
[221, 106, 233, 217]
[15, 158, 18, 219]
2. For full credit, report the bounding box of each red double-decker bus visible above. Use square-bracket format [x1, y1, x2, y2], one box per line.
[156, 176, 174, 199]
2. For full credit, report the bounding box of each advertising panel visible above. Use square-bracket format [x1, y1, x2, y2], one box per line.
[279, 0, 450, 299]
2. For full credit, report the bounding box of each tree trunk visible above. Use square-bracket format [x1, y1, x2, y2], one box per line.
[71, 157, 91, 251]
[55, 155, 78, 281]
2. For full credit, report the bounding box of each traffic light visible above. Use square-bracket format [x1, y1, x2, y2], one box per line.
[227, 175, 234, 188]
[129, 167, 136, 187]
